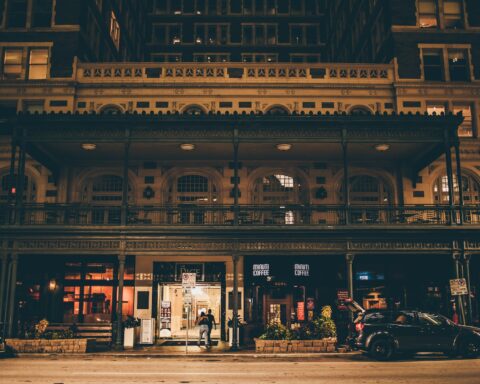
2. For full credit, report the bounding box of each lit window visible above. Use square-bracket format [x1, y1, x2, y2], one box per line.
[418, 0, 438, 28]
[448, 50, 469, 82]
[444, 0, 463, 29]
[426, 102, 446, 116]
[3, 49, 23, 79]
[28, 49, 49, 79]
[453, 103, 473, 137]
[109, 11, 121, 50]
[422, 49, 443, 81]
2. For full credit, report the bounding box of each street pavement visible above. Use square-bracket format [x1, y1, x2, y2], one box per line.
[1, 354, 479, 384]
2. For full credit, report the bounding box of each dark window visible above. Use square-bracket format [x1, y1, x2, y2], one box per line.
[444, 0, 463, 29]
[49, 100, 67, 107]
[239, 102, 252, 108]
[322, 102, 334, 108]
[303, 102, 315, 108]
[77, 102, 86, 108]
[7, 0, 27, 27]
[32, 0, 53, 27]
[219, 101, 233, 108]
[403, 101, 421, 108]
[413, 191, 425, 197]
[448, 50, 470, 81]
[144, 176, 155, 184]
[136, 101, 150, 108]
[423, 49, 443, 81]
[156, 101, 169, 108]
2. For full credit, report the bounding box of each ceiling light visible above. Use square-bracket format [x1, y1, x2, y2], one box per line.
[374, 144, 390, 152]
[82, 143, 97, 151]
[276, 143, 292, 151]
[180, 143, 195, 151]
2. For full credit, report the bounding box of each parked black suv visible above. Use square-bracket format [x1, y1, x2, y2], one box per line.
[346, 301, 480, 361]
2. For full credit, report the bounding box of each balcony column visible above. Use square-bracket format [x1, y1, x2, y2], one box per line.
[0, 251, 8, 326]
[114, 251, 126, 349]
[463, 252, 473, 324]
[15, 128, 27, 225]
[444, 129, 455, 224]
[454, 140, 464, 224]
[7, 127, 17, 224]
[230, 253, 240, 350]
[345, 253, 355, 299]
[121, 131, 130, 226]
[232, 127, 240, 225]
[6, 253, 18, 337]
[342, 130, 350, 224]
[452, 252, 466, 325]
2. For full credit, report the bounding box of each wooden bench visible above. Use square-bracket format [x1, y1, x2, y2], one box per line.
[47, 323, 113, 345]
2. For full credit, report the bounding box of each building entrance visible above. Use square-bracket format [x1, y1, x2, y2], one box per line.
[157, 283, 221, 339]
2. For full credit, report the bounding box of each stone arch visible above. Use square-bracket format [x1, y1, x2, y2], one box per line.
[430, 167, 480, 205]
[347, 105, 374, 115]
[181, 104, 208, 115]
[97, 104, 125, 114]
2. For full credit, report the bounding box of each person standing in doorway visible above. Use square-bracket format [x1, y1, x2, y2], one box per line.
[207, 309, 217, 346]
[197, 311, 210, 347]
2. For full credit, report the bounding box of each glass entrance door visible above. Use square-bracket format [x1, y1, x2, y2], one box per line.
[157, 283, 221, 339]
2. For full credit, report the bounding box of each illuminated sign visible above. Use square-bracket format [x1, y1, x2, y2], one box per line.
[253, 264, 270, 276]
[294, 264, 310, 277]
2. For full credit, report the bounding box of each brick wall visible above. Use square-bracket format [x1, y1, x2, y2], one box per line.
[6, 338, 95, 353]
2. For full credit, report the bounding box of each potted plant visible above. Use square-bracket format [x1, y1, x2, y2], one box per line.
[123, 316, 141, 348]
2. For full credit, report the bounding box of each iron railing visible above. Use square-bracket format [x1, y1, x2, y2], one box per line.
[1, 204, 479, 226]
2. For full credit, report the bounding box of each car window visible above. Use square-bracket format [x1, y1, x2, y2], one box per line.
[364, 312, 391, 324]
[417, 312, 452, 326]
[392, 311, 415, 325]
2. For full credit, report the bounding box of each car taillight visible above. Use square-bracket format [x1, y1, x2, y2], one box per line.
[355, 322, 364, 332]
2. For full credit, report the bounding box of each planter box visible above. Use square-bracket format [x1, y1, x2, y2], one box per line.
[255, 338, 337, 353]
[124, 327, 136, 348]
[6, 338, 95, 354]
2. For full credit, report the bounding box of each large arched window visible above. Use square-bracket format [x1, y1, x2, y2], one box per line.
[265, 105, 290, 115]
[0, 174, 36, 202]
[253, 173, 303, 224]
[98, 104, 123, 114]
[167, 174, 218, 224]
[81, 175, 131, 224]
[433, 173, 480, 204]
[343, 175, 391, 204]
[182, 105, 206, 115]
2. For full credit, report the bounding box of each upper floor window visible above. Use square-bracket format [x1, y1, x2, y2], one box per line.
[254, 174, 301, 204]
[170, 175, 217, 203]
[448, 50, 469, 81]
[453, 103, 473, 137]
[7, 0, 28, 28]
[434, 174, 480, 204]
[28, 49, 48, 79]
[195, 23, 229, 45]
[153, 24, 182, 44]
[291, 24, 318, 45]
[418, 0, 438, 28]
[242, 53, 278, 62]
[3, 49, 23, 79]
[194, 53, 229, 62]
[422, 49, 443, 81]
[443, 0, 463, 29]
[426, 102, 446, 115]
[31, 0, 53, 28]
[109, 11, 121, 50]
[348, 175, 391, 204]
[1, 174, 36, 202]
[242, 24, 277, 45]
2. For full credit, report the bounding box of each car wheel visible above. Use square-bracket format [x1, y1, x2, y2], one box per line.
[369, 339, 394, 361]
[458, 339, 480, 358]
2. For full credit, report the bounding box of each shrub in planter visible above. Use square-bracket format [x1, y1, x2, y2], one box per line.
[123, 316, 141, 348]
[259, 322, 292, 340]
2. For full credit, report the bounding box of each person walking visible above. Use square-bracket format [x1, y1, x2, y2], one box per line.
[207, 309, 217, 346]
[197, 311, 210, 347]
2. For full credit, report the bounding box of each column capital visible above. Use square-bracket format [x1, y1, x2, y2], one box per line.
[452, 252, 462, 261]
[463, 253, 471, 262]
[345, 253, 355, 263]
[232, 253, 240, 263]
[118, 253, 126, 263]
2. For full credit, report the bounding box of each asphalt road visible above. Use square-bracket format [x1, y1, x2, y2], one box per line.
[1, 355, 479, 384]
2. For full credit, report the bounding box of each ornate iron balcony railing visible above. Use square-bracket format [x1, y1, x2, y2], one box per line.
[1, 204, 479, 227]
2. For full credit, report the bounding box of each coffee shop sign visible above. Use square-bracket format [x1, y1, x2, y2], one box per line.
[294, 264, 310, 277]
[253, 264, 270, 276]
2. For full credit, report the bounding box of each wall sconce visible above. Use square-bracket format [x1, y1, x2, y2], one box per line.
[49, 278, 57, 292]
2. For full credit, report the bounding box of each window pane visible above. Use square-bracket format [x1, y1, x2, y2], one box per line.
[448, 50, 469, 82]
[423, 50, 443, 81]
[29, 49, 48, 65]
[418, 0, 438, 28]
[3, 49, 23, 78]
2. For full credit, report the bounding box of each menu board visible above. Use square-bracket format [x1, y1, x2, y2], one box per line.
[159, 301, 172, 338]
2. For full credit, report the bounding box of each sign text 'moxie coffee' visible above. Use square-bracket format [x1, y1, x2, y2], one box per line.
[294, 264, 310, 276]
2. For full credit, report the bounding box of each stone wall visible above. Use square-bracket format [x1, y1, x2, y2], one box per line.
[6, 339, 95, 353]
[255, 338, 337, 353]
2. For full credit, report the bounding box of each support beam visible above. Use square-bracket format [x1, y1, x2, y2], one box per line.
[15, 128, 27, 225]
[454, 141, 464, 224]
[7, 253, 18, 337]
[0, 252, 8, 326]
[444, 131, 455, 224]
[452, 252, 466, 325]
[121, 134, 130, 226]
[232, 127, 240, 226]
[231, 253, 239, 350]
[463, 252, 473, 324]
[7, 128, 17, 224]
[342, 130, 350, 225]
[114, 252, 126, 349]
[346, 253, 355, 299]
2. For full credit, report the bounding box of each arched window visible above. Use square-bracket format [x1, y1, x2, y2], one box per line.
[265, 105, 289, 115]
[82, 175, 131, 224]
[349, 106, 372, 115]
[183, 105, 206, 115]
[345, 175, 391, 204]
[433, 174, 480, 204]
[253, 173, 303, 224]
[99, 105, 123, 114]
[167, 174, 218, 224]
[0, 174, 36, 202]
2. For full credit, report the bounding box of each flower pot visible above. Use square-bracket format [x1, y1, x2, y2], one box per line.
[124, 327, 135, 348]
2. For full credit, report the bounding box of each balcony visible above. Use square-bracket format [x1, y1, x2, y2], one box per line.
[1, 204, 479, 227]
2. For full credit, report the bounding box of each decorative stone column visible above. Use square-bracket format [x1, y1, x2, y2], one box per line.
[114, 252, 126, 349]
